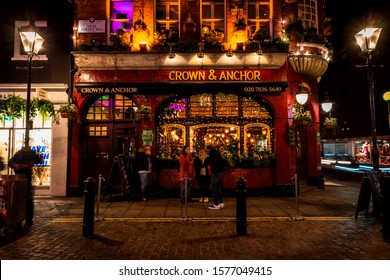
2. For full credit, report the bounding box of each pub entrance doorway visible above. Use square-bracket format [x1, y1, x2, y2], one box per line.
[83, 94, 140, 183]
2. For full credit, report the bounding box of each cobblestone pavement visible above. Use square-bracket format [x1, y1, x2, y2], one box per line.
[1, 169, 390, 260]
[1, 216, 389, 260]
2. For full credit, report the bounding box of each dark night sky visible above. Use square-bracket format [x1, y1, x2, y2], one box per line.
[320, 0, 390, 138]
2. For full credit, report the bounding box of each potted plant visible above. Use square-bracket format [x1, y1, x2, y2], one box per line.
[137, 106, 153, 120]
[324, 116, 338, 129]
[4, 93, 25, 119]
[133, 19, 147, 31]
[292, 102, 312, 127]
[58, 103, 77, 119]
[233, 16, 247, 31]
[30, 98, 55, 120]
[284, 19, 304, 42]
[183, 12, 196, 34]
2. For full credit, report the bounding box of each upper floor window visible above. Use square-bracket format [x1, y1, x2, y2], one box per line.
[156, 0, 179, 33]
[298, 0, 317, 29]
[110, 0, 133, 33]
[12, 21, 48, 61]
[201, 0, 225, 36]
[247, 1, 271, 35]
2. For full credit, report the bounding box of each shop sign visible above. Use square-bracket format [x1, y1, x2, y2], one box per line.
[168, 69, 261, 82]
[78, 18, 106, 34]
[79, 87, 138, 94]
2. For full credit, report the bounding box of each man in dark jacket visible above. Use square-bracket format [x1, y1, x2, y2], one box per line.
[205, 147, 225, 209]
[8, 149, 42, 226]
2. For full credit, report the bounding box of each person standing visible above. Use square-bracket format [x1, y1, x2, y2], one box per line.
[179, 145, 194, 202]
[135, 146, 153, 201]
[8, 148, 42, 226]
[194, 149, 210, 203]
[206, 147, 225, 210]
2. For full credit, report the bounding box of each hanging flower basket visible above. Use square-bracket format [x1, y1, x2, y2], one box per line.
[293, 120, 311, 127]
[58, 103, 77, 119]
[136, 106, 153, 121]
[60, 111, 76, 119]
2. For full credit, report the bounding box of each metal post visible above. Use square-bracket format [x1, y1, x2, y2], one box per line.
[82, 177, 95, 237]
[367, 58, 379, 171]
[236, 176, 247, 236]
[24, 54, 33, 150]
[181, 175, 190, 221]
[294, 174, 304, 220]
[95, 174, 104, 221]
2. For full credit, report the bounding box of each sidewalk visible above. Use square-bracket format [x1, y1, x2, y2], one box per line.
[1, 170, 390, 260]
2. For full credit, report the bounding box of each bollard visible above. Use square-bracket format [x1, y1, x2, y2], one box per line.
[82, 177, 95, 237]
[236, 176, 247, 236]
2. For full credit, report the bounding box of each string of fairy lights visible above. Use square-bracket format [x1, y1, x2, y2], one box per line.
[156, 92, 274, 159]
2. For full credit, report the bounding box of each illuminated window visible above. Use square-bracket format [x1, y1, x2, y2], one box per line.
[247, 1, 271, 35]
[190, 94, 213, 117]
[86, 94, 136, 120]
[201, 0, 225, 35]
[88, 125, 108, 137]
[110, 0, 133, 33]
[298, 0, 317, 29]
[157, 93, 273, 160]
[156, 0, 179, 33]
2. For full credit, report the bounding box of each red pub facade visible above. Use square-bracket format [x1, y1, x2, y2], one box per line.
[67, 0, 328, 196]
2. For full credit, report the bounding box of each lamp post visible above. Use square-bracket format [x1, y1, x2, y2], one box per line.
[19, 29, 44, 150]
[355, 28, 381, 171]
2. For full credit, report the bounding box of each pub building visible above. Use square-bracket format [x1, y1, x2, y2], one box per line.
[67, 0, 329, 196]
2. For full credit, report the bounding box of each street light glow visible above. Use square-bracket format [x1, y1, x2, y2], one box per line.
[354, 28, 382, 53]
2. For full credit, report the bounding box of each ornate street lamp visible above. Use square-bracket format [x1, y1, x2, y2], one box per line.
[355, 27, 381, 171]
[295, 81, 311, 105]
[19, 28, 44, 150]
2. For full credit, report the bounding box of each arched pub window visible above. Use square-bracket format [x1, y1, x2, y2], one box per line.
[85, 94, 137, 122]
[156, 92, 273, 163]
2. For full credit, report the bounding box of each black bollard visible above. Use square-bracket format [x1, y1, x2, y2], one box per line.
[236, 176, 247, 236]
[82, 177, 95, 237]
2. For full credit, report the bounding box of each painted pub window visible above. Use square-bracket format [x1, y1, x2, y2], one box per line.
[110, 0, 134, 33]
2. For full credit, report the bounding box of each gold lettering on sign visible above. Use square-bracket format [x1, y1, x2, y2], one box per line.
[168, 69, 260, 81]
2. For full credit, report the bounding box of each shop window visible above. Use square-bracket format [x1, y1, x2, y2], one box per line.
[201, 0, 225, 36]
[190, 124, 240, 154]
[157, 124, 186, 160]
[156, 0, 179, 33]
[215, 93, 238, 117]
[247, 1, 271, 35]
[244, 124, 269, 153]
[189, 94, 213, 117]
[242, 97, 272, 119]
[110, 0, 134, 33]
[157, 93, 273, 164]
